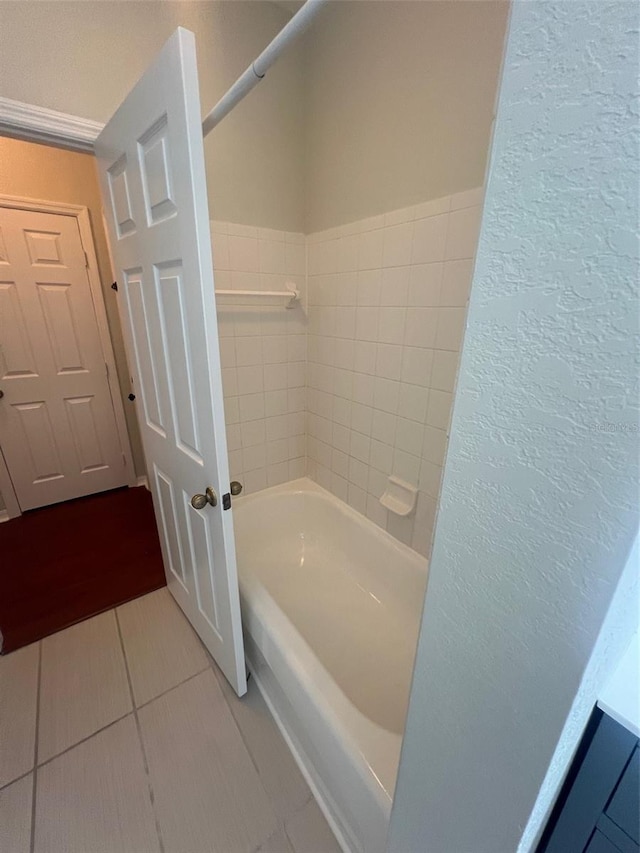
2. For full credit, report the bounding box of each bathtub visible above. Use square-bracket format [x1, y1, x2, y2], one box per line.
[233, 478, 428, 853]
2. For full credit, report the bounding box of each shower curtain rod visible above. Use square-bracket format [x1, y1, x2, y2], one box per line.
[202, 0, 328, 137]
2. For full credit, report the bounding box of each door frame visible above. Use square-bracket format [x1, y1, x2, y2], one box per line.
[0, 193, 136, 518]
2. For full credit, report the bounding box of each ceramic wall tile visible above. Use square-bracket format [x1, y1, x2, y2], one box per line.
[305, 190, 482, 555]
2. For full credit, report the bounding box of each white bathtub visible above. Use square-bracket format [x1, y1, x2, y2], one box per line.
[233, 478, 428, 853]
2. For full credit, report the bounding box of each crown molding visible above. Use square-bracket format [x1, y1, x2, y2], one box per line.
[0, 96, 104, 152]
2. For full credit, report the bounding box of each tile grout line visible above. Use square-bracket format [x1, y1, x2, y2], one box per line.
[283, 821, 299, 853]
[0, 767, 33, 794]
[210, 656, 287, 853]
[29, 641, 42, 853]
[206, 657, 278, 815]
[205, 654, 313, 850]
[28, 665, 207, 774]
[35, 711, 133, 772]
[118, 598, 289, 852]
[134, 664, 210, 712]
[114, 608, 166, 853]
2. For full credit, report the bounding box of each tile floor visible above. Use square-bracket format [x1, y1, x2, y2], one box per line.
[0, 588, 341, 853]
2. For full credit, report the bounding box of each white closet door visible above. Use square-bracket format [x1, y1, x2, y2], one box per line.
[0, 206, 128, 510]
[95, 28, 246, 696]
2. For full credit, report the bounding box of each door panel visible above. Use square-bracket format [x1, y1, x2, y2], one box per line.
[138, 116, 177, 225]
[154, 464, 189, 590]
[184, 498, 223, 637]
[0, 206, 129, 509]
[0, 282, 37, 377]
[24, 229, 66, 266]
[64, 395, 109, 473]
[122, 269, 167, 436]
[0, 226, 9, 263]
[95, 27, 246, 695]
[13, 401, 63, 483]
[37, 283, 87, 373]
[154, 263, 203, 463]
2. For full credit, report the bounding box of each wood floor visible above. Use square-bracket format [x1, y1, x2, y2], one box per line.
[0, 486, 166, 654]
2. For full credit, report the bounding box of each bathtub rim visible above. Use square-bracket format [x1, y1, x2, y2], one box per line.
[233, 476, 429, 851]
[240, 569, 403, 798]
[233, 476, 429, 575]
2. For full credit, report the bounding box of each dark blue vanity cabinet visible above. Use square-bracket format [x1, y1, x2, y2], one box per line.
[538, 710, 639, 853]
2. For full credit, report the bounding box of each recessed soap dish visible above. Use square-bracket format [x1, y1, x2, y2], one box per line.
[379, 476, 418, 517]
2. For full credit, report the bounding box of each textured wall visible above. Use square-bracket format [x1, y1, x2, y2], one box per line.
[388, 2, 639, 851]
[520, 532, 639, 849]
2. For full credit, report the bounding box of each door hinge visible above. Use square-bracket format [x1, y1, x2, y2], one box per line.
[105, 361, 109, 379]
[83, 250, 89, 268]
[111, 281, 118, 292]
[222, 493, 231, 511]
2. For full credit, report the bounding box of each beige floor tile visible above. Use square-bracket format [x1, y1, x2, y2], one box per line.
[0, 773, 33, 853]
[258, 827, 295, 853]
[38, 610, 132, 763]
[138, 669, 277, 853]
[0, 642, 39, 786]
[34, 715, 159, 853]
[117, 588, 209, 706]
[285, 798, 341, 853]
[216, 668, 311, 821]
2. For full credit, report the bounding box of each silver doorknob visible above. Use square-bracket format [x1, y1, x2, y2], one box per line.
[191, 487, 217, 509]
[230, 481, 243, 496]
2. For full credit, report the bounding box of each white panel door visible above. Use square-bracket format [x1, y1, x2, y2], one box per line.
[95, 28, 246, 695]
[0, 206, 128, 510]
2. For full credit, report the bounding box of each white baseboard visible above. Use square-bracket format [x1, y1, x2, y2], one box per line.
[135, 476, 149, 490]
[0, 509, 10, 523]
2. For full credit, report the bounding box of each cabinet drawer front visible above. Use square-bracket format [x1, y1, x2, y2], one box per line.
[543, 714, 637, 853]
[606, 747, 639, 844]
[586, 830, 625, 853]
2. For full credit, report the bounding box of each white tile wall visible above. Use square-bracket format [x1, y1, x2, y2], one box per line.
[305, 189, 482, 556]
[211, 187, 482, 555]
[211, 222, 307, 494]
